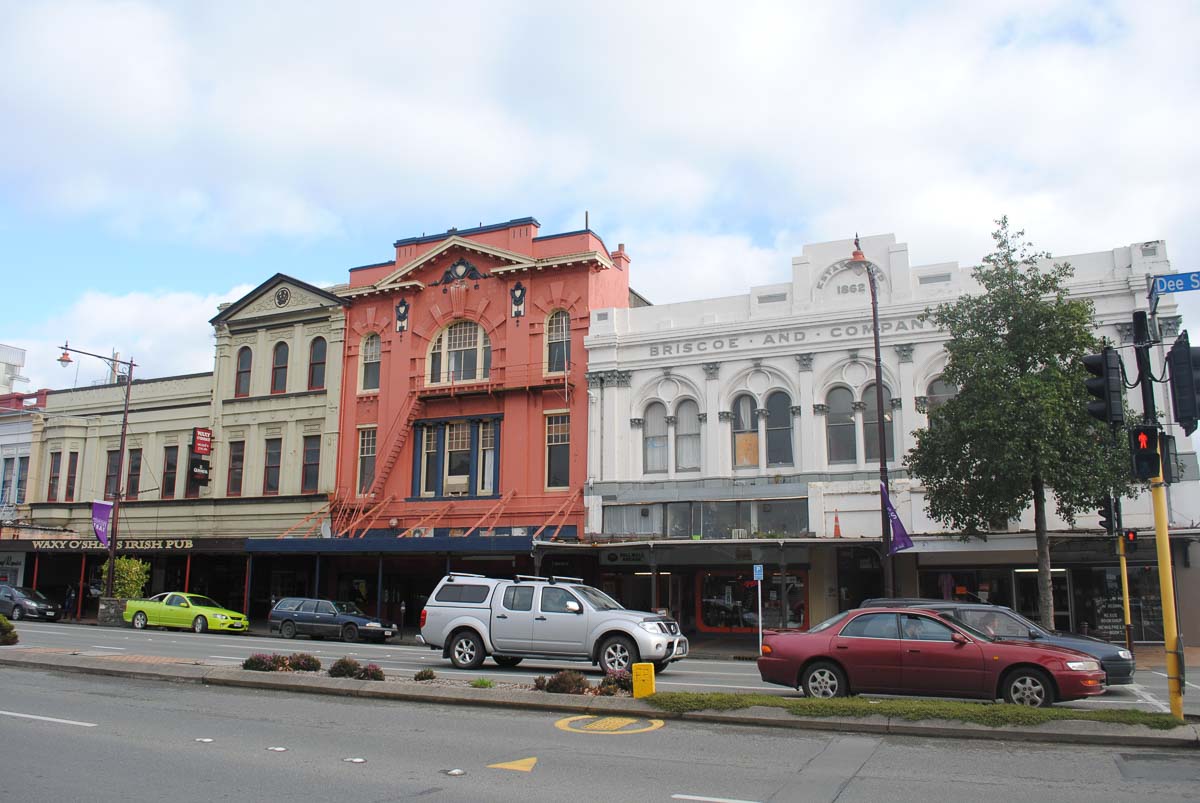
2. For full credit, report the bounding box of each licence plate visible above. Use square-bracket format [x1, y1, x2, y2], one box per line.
[383, 631, 393, 637]
[677, 641, 688, 656]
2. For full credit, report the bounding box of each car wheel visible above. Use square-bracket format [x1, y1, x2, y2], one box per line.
[802, 661, 848, 699]
[341, 624, 359, 643]
[449, 630, 485, 670]
[10, 606, 23, 621]
[192, 616, 208, 634]
[132, 611, 147, 630]
[493, 656, 523, 668]
[1003, 668, 1055, 707]
[599, 635, 638, 673]
[280, 621, 296, 639]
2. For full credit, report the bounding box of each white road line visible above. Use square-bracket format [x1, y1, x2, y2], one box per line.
[1150, 671, 1200, 691]
[90, 646, 126, 650]
[672, 794, 762, 803]
[0, 710, 98, 728]
[1128, 684, 1170, 713]
[208, 656, 246, 661]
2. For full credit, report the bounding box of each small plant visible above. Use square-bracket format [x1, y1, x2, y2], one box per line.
[414, 668, 437, 681]
[357, 663, 385, 681]
[288, 653, 321, 672]
[97, 556, 151, 599]
[242, 653, 289, 672]
[533, 675, 548, 691]
[470, 677, 495, 689]
[0, 614, 17, 646]
[542, 669, 591, 695]
[329, 656, 362, 678]
[600, 670, 633, 693]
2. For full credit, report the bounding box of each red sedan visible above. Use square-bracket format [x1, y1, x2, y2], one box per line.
[757, 607, 1107, 707]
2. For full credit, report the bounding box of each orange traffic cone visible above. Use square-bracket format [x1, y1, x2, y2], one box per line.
[833, 510, 842, 538]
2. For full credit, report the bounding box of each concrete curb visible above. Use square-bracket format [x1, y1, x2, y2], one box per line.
[1, 650, 1195, 748]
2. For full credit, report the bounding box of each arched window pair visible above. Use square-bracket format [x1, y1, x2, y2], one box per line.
[642, 400, 702, 473]
[235, 338, 327, 398]
[731, 392, 793, 468]
[826, 384, 894, 464]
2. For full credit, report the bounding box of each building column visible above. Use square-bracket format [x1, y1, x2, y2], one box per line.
[703, 362, 721, 475]
[601, 370, 630, 481]
[756, 408, 769, 469]
[796, 354, 819, 471]
[630, 418, 644, 477]
[665, 416, 677, 477]
[790, 405, 804, 470]
[852, 400, 868, 467]
[895, 344, 917, 456]
[585, 372, 604, 483]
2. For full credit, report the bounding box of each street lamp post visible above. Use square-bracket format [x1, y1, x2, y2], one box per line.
[846, 237, 894, 598]
[57, 343, 135, 599]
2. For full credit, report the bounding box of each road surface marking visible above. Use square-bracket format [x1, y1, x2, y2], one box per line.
[0, 710, 97, 728]
[90, 646, 126, 650]
[1129, 684, 1169, 712]
[583, 717, 639, 731]
[1150, 671, 1200, 691]
[208, 655, 245, 661]
[672, 795, 761, 803]
[488, 756, 538, 772]
[555, 715, 664, 735]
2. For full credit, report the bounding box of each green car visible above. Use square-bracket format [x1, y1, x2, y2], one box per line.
[123, 592, 248, 634]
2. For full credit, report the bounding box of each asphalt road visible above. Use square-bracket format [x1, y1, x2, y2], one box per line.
[10, 621, 1197, 715]
[2, 668, 1199, 803]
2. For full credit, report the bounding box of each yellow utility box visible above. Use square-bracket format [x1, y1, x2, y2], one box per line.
[632, 662, 656, 698]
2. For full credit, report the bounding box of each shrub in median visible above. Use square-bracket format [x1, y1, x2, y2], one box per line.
[243, 653, 290, 672]
[0, 614, 17, 646]
[357, 663, 385, 681]
[470, 677, 495, 689]
[414, 668, 436, 681]
[539, 670, 591, 695]
[329, 657, 362, 678]
[600, 670, 633, 694]
[287, 653, 321, 672]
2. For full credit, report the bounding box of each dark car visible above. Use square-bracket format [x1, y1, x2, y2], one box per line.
[758, 607, 1107, 707]
[0, 585, 63, 621]
[268, 597, 395, 643]
[861, 598, 1135, 684]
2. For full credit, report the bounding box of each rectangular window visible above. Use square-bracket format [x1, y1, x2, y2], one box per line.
[478, 421, 495, 494]
[0, 457, 12, 504]
[357, 428, 376, 495]
[226, 441, 245, 497]
[421, 427, 437, 496]
[162, 446, 178, 499]
[126, 448, 142, 500]
[15, 456, 27, 503]
[301, 435, 320, 494]
[444, 422, 470, 494]
[185, 450, 202, 499]
[104, 450, 121, 500]
[64, 452, 79, 502]
[546, 414, 570, 489]
[47, 451, 62, 501]
[448, 324, 478, 381]
[263, 438, 282, 495]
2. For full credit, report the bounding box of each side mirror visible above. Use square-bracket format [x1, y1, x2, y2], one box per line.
[565, 600, 582, 614]
[951, 632, 968, 645]
[1028, 629, 1041, 639]
[180, 602, 191, 608]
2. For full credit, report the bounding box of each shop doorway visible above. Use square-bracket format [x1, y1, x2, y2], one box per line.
[1015, 568, 1072, 631]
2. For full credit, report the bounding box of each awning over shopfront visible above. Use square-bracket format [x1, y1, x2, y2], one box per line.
[246, 534, 534, 554]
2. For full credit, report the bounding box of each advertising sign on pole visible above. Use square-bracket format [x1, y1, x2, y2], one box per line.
[191, 427, 213, 456]
[753, 563, 764, 654]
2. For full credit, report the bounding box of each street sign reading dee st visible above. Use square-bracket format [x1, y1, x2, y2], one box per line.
[1153, 272, 1200, 295]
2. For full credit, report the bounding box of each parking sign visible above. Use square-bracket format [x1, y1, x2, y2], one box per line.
[753, 564, 763, 581]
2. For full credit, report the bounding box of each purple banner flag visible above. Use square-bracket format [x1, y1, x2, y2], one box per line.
[881, 483, 913, 555]
[91, 500, 114, 546]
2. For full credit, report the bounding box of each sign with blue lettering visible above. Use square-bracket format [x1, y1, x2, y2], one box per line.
[753, 563, 764, 581]
[1153, 272, 1200, 295]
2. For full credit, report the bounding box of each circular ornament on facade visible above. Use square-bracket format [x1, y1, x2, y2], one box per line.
[747, 370, 770, 394]
[274, 287, 291, 308]
[657, 378, 679, 401]
[842, 361, 869, 386]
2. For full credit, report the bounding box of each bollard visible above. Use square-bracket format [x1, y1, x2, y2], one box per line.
[632, 662, 655, 698]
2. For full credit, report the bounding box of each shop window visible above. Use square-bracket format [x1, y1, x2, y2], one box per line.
[546, 414, 569, 489]
[357, 428, 376, 494]
[429, 321, 491, 385]
[696, 570, 807, 633]
[643, 402, 668, 473]
[46, 451, 61, 501]
[308, 337, 327, 391]
[226, 441, 245, 497]
[546, 310, 570, 373]
[825, 387, 856, 463]
[263, 437, 282, 496]
[765, 391, 793, 466]
[161, 446, 178, 499]
[862, 383, 895, 462]
[126, 448, 142, 499]
[64, 452, 78, 502]
[755, 500, 808, 537]
[602, 504, 664, 536]
[271, 342, 289, 394]
[731, 394, 759, 468]
[234, 346, 252, 397]
[675, 399, 701, 472]
[361, 334, 381, 391]
[301, 435, 320, 494]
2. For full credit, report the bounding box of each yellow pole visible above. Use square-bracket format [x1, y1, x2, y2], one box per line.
[1117, 536, 1133, 652]
[1150, 459, 1184, 720]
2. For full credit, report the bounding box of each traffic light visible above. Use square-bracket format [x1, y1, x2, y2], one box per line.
[1166, 331, 1200, 436]
[1130, 425, 1160, 480]
[1083, 346, 1124, 426]
[1097, 496, 1116, 535]
[1123, 529, 1138, 554]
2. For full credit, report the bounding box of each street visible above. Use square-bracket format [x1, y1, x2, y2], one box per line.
[9, 621, 1198, 716]
[2, 667, 1198, 803]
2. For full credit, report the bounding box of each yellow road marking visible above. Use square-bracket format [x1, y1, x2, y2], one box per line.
[583, 716, 638, 731]
[488, 757, 538, 772]
[554, 715, 665, 735]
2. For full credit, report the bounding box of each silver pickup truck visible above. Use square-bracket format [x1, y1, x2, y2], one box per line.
[418, 573, 689, 673]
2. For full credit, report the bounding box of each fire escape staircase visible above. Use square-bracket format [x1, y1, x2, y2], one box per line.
[532, 488, 582, 542]
[369, 396, 426, 497]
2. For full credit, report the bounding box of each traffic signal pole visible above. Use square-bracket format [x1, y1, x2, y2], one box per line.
[1113, 497, 1133, 652]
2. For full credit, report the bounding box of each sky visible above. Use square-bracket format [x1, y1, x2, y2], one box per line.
[3, 0, 1199, 391]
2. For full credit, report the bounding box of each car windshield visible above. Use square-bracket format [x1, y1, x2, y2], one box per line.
[998, 608, 1047, 635]
[940, 614, 995, 642]
[334, 601, 363, 615]
[16, 588, 49, 602]
[186, 596, 222, 609]
[571, 586, 624, 611]
[808, 611, 851, 633]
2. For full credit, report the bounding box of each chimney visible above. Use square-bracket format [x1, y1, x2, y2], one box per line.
[611, 242, 631, 271]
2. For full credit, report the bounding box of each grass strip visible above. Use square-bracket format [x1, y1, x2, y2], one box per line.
[646, 692, 1185, 730]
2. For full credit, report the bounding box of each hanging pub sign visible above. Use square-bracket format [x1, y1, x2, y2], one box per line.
[190, 456, 211, 486]
[192, 427, 213, 456]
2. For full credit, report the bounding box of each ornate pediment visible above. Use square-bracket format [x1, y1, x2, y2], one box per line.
[211, 273, 346, 326]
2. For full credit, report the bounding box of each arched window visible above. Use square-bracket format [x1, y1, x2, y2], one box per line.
[361, 333, 381, 391]
[234, 347, 252, 398]
[270, 342, 289, 394]
[826, 387, 855, 463]
[731, 394, 759, 468]
[675, 399, 701, 472]
[546, 310, 570, 373]
[308, 337, 327, 390]
[863, 383, 895, 462]
[765, 391, 793, 466]
[926, 377, 956, 418]
[643, 403, 668, 473]
[429, 321, 491, 384]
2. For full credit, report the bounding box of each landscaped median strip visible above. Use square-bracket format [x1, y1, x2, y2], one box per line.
[0, 649, 1195, 748]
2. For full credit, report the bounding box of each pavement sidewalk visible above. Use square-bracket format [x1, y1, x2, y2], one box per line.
[0, 647, 1195, 749]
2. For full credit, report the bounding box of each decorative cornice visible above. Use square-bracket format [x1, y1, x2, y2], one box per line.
[890, 397, 903, 410]
[812, 403, 829, 415]
[702, 362, 721, 380]
[1160, 316, 1183, 339]
[664, 415, 677, 425]
[1115, 322, 1134, 344]
[851, 401, 868, 412]
[585, 371, 605, 388]
[895, 344, 914, 363]
[697, 413, 708, 423]
[756, 408, 770, 419]
[789, 405, 804, 417]
[718, 411, 734, 422]
[630, 418, 644, 427]
[795, 353, 814, 372]
[602, 370, 632, 387]
[914, 396, 928, 414]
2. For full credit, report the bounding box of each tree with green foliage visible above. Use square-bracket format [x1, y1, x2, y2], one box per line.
[905, 218, 1132, 628]
[98, 556, 151, 599]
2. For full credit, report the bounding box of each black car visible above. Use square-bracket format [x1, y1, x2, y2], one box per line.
[0, 585, 63, 622]
[268, 598, 395, 643]
[862, 597, 1136, 684]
